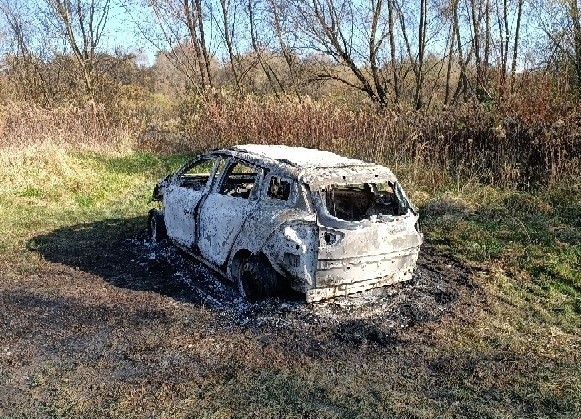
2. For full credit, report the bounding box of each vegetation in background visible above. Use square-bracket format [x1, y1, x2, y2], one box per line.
[0, 0, 579, 196]
[2, 0, 581, 107]
[1, 92, 579, 191]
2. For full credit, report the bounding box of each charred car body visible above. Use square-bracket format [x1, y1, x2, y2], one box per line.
[149, 145, 423, 302]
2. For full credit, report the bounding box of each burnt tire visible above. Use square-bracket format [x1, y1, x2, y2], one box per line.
[238, 255, 279, 301]
[148, 209, 167, 242]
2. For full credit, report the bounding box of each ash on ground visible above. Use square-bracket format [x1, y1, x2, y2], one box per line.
[132, 234, 477, 348]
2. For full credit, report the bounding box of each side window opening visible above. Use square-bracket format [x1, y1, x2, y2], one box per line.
[267, 176, 291, 201]
[219, 161, 259, 199]
[179, 158, 215, 191]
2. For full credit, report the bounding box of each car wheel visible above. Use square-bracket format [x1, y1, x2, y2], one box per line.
[148, 209, 167, 241]
[238, 255, 279, 301]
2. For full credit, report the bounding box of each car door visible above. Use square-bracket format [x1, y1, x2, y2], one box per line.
[163, 156, 222, 248]
[197, 159, 263, 266]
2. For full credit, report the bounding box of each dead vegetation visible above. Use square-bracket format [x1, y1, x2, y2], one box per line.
[1, 97, 579, 192]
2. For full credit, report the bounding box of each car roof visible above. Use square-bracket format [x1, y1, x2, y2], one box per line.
[231, 144, 369, 169]
[213, 144, 398, 187]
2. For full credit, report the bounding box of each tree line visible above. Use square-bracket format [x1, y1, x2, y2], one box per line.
[1, 0, 581, 109]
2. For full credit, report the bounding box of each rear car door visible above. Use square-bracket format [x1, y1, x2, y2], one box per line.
[197, 160, 263, 265]
[239, 174, 318, 286]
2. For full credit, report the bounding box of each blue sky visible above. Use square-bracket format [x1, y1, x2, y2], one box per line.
[102, 3, 158, 65]
[0, 0, 555, 71]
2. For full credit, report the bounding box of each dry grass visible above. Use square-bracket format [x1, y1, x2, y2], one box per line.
[0, 103, 135, 151]
[171, 95, 579, 190]
[2, 98, 579, 193]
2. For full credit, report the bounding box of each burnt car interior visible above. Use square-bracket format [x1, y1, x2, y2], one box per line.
[322, 182, 405, 221]
[179, 158, 215, 191]
[267, 176, 291, 201]
[219, 162, 258, 199]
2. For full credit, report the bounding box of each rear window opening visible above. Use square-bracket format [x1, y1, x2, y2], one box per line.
[267, 176, 291, 201]
[320, 182, 409, 221]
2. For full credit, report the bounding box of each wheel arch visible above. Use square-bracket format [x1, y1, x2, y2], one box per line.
[228, 248, 282, 283]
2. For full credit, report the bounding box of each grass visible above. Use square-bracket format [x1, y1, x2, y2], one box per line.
[0, 146, 188, 245]
[417, 186, 580, 416]
[0, 144, 579, 417]
[421, 186, 580, 330]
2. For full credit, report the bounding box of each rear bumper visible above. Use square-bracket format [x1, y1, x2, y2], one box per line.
[305, 247, 420, 302]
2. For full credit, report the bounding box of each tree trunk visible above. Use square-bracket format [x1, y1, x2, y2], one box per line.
[220, 0, 241, 93]
[387, 0, 400, 103]
[444, 22, 455, 105]
[195, 0, 213, 88]
[484, 0, 491, 86]
[370, 0, 388, 107]
[571, 0, 581, 95]
[510, 0, 524, 92]
[183, 0, 207, 86]
[414, 0, 427, 110]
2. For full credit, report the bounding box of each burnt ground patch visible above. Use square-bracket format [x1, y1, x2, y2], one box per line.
[29, 217, 481, 352]
[0, 218, 570, 417]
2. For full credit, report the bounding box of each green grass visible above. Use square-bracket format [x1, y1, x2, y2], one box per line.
[421, 185, 581, 335]
[0, 148, 190, 247]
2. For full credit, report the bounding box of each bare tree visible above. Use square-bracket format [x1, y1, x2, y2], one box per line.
[0, 0, 53, 103]
[247, 0, 285, 96]
[183, 0, 213, 88]
[267, 0, 303, 99]
[443, 0, 456, 104]
[291, 0, 392, 106]
[386, 0, 400, 102]
[541, 0, 581, 95]
[496, 0, 510, 86]
[217, 0, 241, 91]
[142, 0, 215, 94]
[451, 0, 471, 103]
[469, 0, 483, 92]
[568, 0, 581, 92]
[415, 0, 428, 109]
[484, 0, 491, 74]
[510, 0, 524, 90]
[42, 0, 112, 104]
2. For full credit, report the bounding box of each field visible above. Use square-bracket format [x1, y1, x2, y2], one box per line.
[0, 134, 579, 418]
[2, 0, 581, 413]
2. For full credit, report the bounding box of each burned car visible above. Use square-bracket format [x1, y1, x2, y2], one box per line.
[149, 145, 423, 302]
